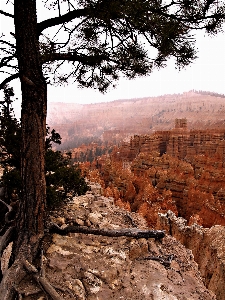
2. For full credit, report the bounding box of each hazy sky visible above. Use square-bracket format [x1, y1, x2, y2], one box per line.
[47, 28, 225, 104]
[0, 1, 225, 118]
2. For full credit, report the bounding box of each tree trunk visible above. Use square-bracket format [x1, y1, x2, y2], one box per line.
[0, 2, 49, 297]
[13, 0, 47, 256]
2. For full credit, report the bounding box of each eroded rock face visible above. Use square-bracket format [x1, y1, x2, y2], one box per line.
[48, 92, 225, 150]
[125, 128, 225, 162]
[41, 187, 216, 300]
[157, 211, 225, 300]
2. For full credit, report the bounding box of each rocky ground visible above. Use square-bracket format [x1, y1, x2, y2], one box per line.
[8, 183, 218, 300]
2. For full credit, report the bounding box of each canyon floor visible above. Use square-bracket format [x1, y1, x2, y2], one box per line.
[6, 183, 223, 300]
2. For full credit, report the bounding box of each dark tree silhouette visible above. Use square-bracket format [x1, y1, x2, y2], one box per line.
[0, 0, 224, 298]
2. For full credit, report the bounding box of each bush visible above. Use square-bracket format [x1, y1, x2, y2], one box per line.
[0, 86, 90, 208]
[46, 164, 90, 206]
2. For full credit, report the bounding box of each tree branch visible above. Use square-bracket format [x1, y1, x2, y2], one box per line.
[0, 73, 19, 90]
[0, 10, 14, 18]
[0, 40, 15, 49]
[38, 8, 89, 35]
[0, 56, 15, 68]
[137, 254, 174, 268]
[49, 223, 165, 240]
[150, 6, 225, 24]
[41, 52, 109, 66]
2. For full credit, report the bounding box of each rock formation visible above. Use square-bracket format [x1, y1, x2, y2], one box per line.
[47, 91, 225, 150]
[157, 211, 225, 300]
[124, 123, 225, 161]
[91, 119, 223, 227]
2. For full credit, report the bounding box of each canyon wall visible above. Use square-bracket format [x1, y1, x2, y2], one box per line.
[47, 91, 225, 149]
[127, 127, 225, 161]
[157, 211, 225, 300]
[107, 120, 225, 227]
[80, 120, 225, 229]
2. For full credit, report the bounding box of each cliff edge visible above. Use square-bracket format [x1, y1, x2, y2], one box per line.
[15, 183, 216, 300]
[157, 210, 225, 300]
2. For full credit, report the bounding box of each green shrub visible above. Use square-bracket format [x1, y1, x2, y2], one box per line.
[0, 86, 90, 208]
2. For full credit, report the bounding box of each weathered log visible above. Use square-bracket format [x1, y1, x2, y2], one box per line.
[0, 235, 41, 300]
[0, 199, 11, 211]
[49, 223, 165, 240]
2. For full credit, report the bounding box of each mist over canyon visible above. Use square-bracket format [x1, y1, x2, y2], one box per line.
[47, 90, 225, 150]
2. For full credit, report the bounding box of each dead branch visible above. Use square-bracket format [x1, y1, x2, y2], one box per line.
[137, 254, 174, 268]
[125, 213, 138, 227]
[23, 260, 64, 300]
[49, 223, 165, 240]
[40, 248, 45, 277]
[0, 10, 14, 18]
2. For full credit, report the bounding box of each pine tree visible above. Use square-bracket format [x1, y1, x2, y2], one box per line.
[0, 1, 224, 298]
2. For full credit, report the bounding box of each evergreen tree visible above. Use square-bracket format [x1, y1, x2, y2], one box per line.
[0, 86, 89, 209]
[0, 1, 224, 298]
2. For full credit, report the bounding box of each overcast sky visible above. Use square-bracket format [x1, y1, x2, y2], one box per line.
[0, 2, 225, 118]
[47, 28, 225, 104]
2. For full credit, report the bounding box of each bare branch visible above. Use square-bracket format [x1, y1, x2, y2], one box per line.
[0, 55, 15, 68]
[0, 10, 14, 18]
[49, 223, 165, 240]
[0, 199, 14, 225]
[137, 254, 174, 268]
[0, 73, 19, 90]
[56, 17, 89, 50]
[38, 8, 89, 35]
[0, 40, 15, 48]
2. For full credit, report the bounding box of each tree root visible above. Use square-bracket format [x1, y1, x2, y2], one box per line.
[0, 226, 15, 257]
[0, 226, 15, 281]
[0, 238, 65, 300]
[23, 259, 64, 300]
[0, 199, 13, 225]
[0, 259, 27, 300]
[49, 223, 165, 240]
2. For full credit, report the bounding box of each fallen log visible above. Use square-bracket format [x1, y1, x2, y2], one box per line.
[49, 223, 165, 240]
